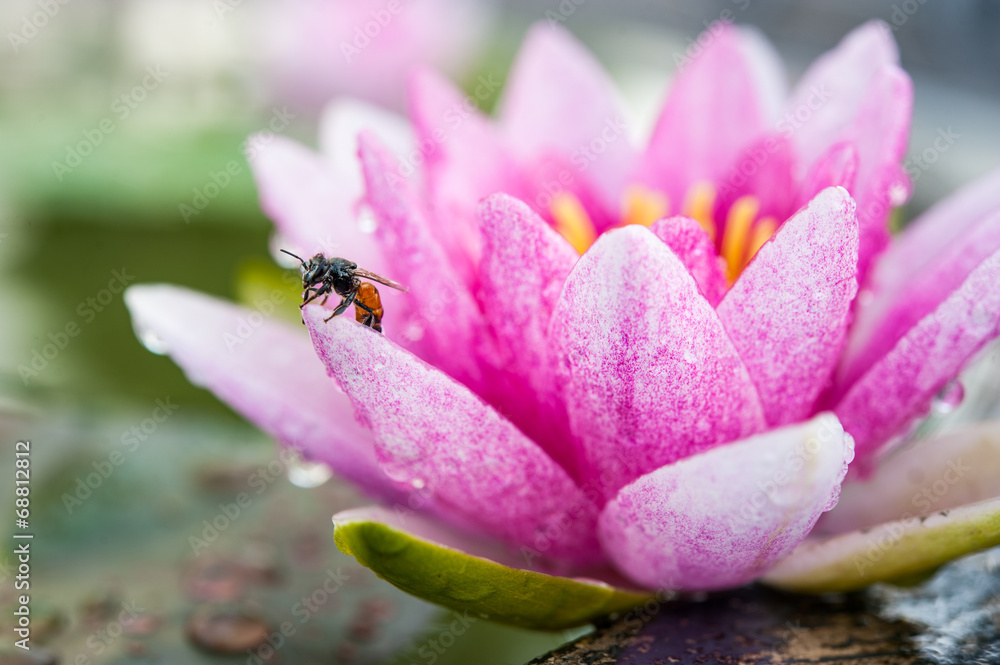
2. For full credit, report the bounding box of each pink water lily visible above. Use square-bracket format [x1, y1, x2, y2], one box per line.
[126, 20, 1000, 627]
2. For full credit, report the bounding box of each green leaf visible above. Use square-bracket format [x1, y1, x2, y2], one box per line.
[763, 496, 1000, 593]
[333, 508, 651, 630]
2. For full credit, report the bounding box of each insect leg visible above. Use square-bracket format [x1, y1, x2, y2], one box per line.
[302, 284, 330, 307]
[324, 290, 357, 322]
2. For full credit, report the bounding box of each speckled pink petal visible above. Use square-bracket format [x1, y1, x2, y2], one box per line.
[637, 24, 784, 215]
[407, 68, 526, 276]
[787, 22, 910, 278]
[249, 135, 385, 272]
[304, 311, 603, 569]
[478, 193, 579, 475]
[837, 169, 1000, 394]
[124, 285, 399, 501]
[358, 131, 494, 391]
[649, 216, 727, 307]
[598, 414, 853, 591]
[498, 23, 635, 214]
[551, 226, 767, 502]
[835, 248, 1000, 466]
[820, 422, 1000, 535]
[796, 141, 858, 207]
[718, 187, 859, 426]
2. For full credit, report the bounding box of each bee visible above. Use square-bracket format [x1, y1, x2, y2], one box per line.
[280, 250, 408, 333]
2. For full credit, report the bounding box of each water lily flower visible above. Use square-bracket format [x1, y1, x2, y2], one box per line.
[126, 20, 1000, 629]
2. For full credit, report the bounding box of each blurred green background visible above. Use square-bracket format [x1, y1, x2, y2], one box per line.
[1, 0, 999, 663]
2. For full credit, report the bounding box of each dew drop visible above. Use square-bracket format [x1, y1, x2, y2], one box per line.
[287, 458, 333, 488]
[888, 181, 911, 207]
[136, 325, 169, 355]
[410, 478, 426, 490]
[932, 381, 965, 414]
[358, 206, 378, 234]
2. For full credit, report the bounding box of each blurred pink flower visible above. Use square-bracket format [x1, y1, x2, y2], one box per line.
[127, 20, 1000, 611]
[262, 0, 490, 110]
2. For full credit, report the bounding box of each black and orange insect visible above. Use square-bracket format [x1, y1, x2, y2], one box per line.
[280, 250, 408, 333]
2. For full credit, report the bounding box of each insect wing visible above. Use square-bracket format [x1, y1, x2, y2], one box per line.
[353, 267, 409, 292]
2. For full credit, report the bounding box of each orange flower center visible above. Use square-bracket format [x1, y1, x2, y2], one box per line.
[551, 181, 778, 284]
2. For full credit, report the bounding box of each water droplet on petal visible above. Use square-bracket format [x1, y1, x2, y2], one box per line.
[287, 458, 333, 488]
[410, 478, 426, 490]
[358, 206, 378, 234]
[932, 381, 965, 414]
[136, 325, 169, 355]
[888, 181, 911, 207]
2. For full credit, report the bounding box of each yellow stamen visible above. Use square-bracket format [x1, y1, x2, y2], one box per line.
[621, 185, 669, 228]
[721, 195, 759, 283]
[551, 192, 597, 254]
[745, 216, 778, 268]
[682, 181, 717, 242]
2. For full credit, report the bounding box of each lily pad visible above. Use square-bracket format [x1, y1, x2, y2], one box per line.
[763, 496, 1000, 593]
[333, 507, 652, 630]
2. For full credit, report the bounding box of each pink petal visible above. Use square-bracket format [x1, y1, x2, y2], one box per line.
[357, 131, 494, 390]
[717, 187, 859, 426]
[550, 226, 767, 502]
[820, 422, 1000, 535]
[304, 311, 603, 569]
[318, 97, 413, 194]
[250, 135, 385, 271]
[786, 20, 898, 165]
[834, 248, 1000, 465]
[598, 414, 853, 591]
[124, 285, 398, 500]
[498, 23, 635, 215]
[787, 22, 910, 278]
[649, 216, 727, 307]
[842, 66, 913, 279]
[407, 67, 526, 275]
[636, 24, 784, 212]
[796, 141, 859, 207]
[714, 133, 797, 226]
[838, 168, 1000, 393]
[478, 193, 579, 474]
